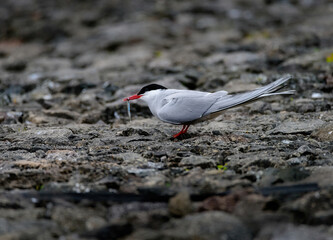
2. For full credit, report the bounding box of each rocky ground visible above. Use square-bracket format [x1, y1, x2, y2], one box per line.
[0, 0, 333, 239]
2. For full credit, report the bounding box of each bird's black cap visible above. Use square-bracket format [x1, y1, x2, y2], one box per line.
[137, 84, 167, 95]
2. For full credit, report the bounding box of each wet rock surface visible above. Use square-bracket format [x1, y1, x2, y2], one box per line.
[0, 0, 333, 239]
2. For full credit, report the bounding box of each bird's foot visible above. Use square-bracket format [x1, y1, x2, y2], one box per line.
[173, 125, 190, 138]
[173, 131, 184, 138]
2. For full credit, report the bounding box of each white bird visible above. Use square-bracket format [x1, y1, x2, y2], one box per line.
[123, 75, 294, 138]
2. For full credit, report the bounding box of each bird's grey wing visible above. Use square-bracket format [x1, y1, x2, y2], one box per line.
[156, 91, 227, 124]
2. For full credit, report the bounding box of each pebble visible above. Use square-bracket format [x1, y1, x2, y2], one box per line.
[163, 211, 251, 240]
[168, 192, 193, 217]
[311, 122, 333, 141]
[179, 155, 216, 168]
[268, 120, 325, 134]
[256, 223, 332, 240]
[1, 1, 333, 239]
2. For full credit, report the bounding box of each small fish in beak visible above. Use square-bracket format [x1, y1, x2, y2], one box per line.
[126, 98, 131, 121]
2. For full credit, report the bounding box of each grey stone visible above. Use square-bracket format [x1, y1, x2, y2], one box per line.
[249, 101, 272, 114]
[292, 98, 316, 113]
[85, 216, 108, 231]
[282, 47, 333, 68]
[222, 80, 261, 93]
[286, 157, 308, 166]
[259, 167, 310, 187]
[256, 223, 332, 240]
[164, 211, 251, 240]
[312, 122, 333, 141]
[168, 192, 193, 217]
[113, 152, 146, 164]
[51, 206, 104, 232]
[311, 209, 333, 225]
[268, 120, 325, 134]
[45, 149, 80, 162]
[205, 52, 263, 66]
[227, 152, 285, 171]
[43, 109, 80, 120]
[295, 145, 316, 156]
[0, 218, 57, 240]
[94, 22, 156, 50]
[126, 211, 251, 240]
[300, 167, 333, 188]
[3, 59, 27, 72]
[5, 128, 73, 145]
[179, 155, 216, 168]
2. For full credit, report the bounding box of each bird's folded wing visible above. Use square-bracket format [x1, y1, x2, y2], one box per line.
[157, 91, 227, 124]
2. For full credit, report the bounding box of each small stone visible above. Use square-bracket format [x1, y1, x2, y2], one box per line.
[257, 223, 331, 240]
[168, 192, 193, 217]
[227, 152, 285, 171]
[199, 193, 243, 213]
[85, 216, 107, 231]
[153, 152, 167, 158]
[0, 218, 56, 239]
[148, 58, 172, 71]
[15, 128, 73, 145]
[4, 59, 27, 72]
[98, 22, 153, 50]
[268, 120, 325, 134]
[311, 122, 333, 141]
[205, 52, 262, 66]
[249, 101, 271, 114]
[51, 207, 102, 232]
[112, 152, 146, 165]
[43, 109, 80, 120]
[80, 111, 101, 124]
[311, 92, 323, 99]
[222, 80, 261, 93]
[179, 155, 216, 168]
[163, 211, 251, 240]
[259, 167, 310, 187]
[46, 150, 79, 162]
[13, 159, 51, 169]
[301, 167, 333, 188]
[292, 99, 316, 113]
[311, 209, 333, 225]
[27, 112, 49, 124]
[212, 130, 221, 135]
[35, 150, 46, 158]
[296, 145, 316, 156]
[0, 111, 23, 124]
[286, 157, 308, 166]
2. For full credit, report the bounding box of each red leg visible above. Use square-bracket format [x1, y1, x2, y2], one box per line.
[183, 125, 190, 134]
[173, 125, 186, 138]
[173, 125, 190, 138]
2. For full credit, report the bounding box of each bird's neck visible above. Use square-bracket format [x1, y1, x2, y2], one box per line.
[141, 90, 163, 117]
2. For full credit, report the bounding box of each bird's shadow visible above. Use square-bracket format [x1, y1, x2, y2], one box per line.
[169, 133, 196, 141]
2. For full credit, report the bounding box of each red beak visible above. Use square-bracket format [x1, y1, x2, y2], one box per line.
[123, 94, 142, 101]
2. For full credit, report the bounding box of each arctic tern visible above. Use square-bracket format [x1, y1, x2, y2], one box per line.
[123, 75, 294, 138]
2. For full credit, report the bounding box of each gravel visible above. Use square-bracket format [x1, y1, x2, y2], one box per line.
[0, 0, 333, 239]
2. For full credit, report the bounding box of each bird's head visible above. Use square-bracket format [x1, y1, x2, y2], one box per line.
[123, 84, 167, 101]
